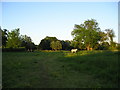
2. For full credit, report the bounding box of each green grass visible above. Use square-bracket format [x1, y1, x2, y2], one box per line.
[2, 50, 119, 88]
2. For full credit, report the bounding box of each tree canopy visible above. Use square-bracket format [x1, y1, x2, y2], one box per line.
[0, 18, 118, 51]
[71, 19, 101, 50]
[0, 27, 36, 51]
[105, 29, 115, 44]
[20, 35, 36, 51]
[38, 36, 58, 50]
[50, 41, 62, 50]
[0, 27, 8, 47]
[6, 28, 21, 48]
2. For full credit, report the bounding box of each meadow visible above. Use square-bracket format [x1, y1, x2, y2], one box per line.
[2, 50, 119, 88]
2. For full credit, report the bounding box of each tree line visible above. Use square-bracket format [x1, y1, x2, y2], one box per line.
[71, 19, 118, 50]
[0, 27, 72, 51]
[0, 28, 36, 51]
[0, 19, 120, 51]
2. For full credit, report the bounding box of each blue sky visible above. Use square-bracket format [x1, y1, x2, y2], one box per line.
[2, 2, 118, 45]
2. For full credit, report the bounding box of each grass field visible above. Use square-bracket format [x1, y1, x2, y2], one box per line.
[2, 50, 119, 88]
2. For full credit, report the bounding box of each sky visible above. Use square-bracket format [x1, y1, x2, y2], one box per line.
[1, 2, 118, 45]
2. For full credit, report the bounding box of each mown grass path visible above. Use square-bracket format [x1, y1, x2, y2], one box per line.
[2, 51, 119, 88]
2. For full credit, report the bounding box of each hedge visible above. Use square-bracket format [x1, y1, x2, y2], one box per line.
[1, 47, 26, 52]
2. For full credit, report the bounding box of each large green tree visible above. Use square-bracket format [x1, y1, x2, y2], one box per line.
[38, 36, 58, 50]
[71, 19, 101, 50]
[6, 28, 21, 48]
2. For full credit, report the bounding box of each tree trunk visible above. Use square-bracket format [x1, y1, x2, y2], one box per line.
[86, 44, 90, 50]
[86, 43, 93, 51]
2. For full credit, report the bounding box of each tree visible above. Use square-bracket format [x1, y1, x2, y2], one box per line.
[117, 43, 120, 50]
[71, 19, 101, 50]
[21, 35, 32, 48]
[6, 28, 21, 48]
[50, 41, 62, 50]
[0, 27, 2, 47]
[105, 29, 117, 50]
[105, 29, 115, 45]
[45, 36, 58, 42]
[71, 40, 79, 49]
[38, 36, 58, 50]
[60, 40, 72, 50]
[100, 42, 110, 50]
[98, 31, 108, 44]
[20, 35, 36, 51]
[0, 27, 8, 47]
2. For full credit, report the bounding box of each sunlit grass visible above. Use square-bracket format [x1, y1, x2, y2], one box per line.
[64, 50, 104, 57]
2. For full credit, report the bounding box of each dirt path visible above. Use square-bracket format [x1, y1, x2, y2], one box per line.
[37, 59, 51, 88]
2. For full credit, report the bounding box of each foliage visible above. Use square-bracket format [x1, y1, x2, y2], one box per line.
[71, 19, 116, 51]
[117, 44, 120, 50]
[105, 29, 115, 44]
[71, 40, 86, 50]
[0, 27, 36, 51]
[108, 42, 117, 50]
[0, 27, 2, 47]
[99, 42, 110, 50]
[0, 27, 8, 47]
[38, 36, 58, 50]
[50, 41, 62, 50]
[71, 40, 79, 49]
[6, 28, 21, 48]
[0, 19, 117, 51]
[39, 39, 51, 50]
[20, 35, 36, 51]
[60, 40, 72, 50]
[98, 31, 108, 43]
[2, 47, 25, 52]
[71, 19, 101, 50]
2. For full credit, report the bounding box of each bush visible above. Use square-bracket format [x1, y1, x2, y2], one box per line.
[108, 46, 117, 51]
[117, 44, 120, 51]
[2, 47, 26, 52]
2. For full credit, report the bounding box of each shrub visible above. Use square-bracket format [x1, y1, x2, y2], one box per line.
[117, 44, 120, 51]
[2, 47, 25, 52]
